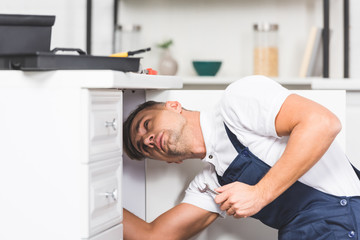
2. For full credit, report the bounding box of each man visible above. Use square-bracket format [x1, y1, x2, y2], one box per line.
[123, 76, 360, 240]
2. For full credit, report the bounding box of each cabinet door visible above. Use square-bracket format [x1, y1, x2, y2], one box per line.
[88, 224, 123, 240]
[83, 90, 123, 163]
[81, 157, 123, 238]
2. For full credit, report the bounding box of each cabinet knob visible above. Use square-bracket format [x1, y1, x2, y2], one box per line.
[103, 189, 118, 202]
[105, 118, 117, 131]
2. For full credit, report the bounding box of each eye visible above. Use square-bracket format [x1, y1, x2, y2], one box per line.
[144, 119, 149, 129]
[142, 144, 149, 154]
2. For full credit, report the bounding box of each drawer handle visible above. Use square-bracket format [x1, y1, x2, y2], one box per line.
[103, 189, 118, 202]
[105, 118, 117, 131]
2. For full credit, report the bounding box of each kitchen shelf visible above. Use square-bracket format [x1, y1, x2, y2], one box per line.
[181, 76, 314, 90]
[183, 76, 314, 85]
[181, 76, 360, 90]
[312, 78, 360, 90]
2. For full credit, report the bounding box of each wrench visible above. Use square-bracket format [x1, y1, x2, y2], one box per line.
[198, 183, 219, 195]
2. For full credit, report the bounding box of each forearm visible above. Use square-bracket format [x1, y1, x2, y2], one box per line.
[123, 209, 152, 240]
[257, 113, 341, 205]
[123, 204, 218, 240]
[150, 204, 217, 240]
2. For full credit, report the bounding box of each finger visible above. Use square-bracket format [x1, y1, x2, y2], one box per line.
[233, 213, 242, 219]
[214, 191, 229, 204]
[226, 207, 236, 216]
[233, 211, 248, 219]
[219, 199, 232, 211]
[215, 182, 235, 193]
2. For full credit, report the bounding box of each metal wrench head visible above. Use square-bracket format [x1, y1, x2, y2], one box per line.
[198, 183, 219, 195]
[198, 184, 208, 193]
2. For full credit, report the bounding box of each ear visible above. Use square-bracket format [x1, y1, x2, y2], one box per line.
[165, 101, 182, 113]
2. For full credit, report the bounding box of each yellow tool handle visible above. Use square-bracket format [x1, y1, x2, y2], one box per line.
[110, 47, 151, 57]
[110, 52, 128, 57]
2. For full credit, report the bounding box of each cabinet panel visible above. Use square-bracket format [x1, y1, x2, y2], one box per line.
[88, 224, 123, 240]
[81, 157, 123, 238]
[89, 90, 123, 162]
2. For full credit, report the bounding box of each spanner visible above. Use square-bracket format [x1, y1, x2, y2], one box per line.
[198, 183, 219, 195]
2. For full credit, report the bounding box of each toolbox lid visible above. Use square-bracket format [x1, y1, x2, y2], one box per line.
[0, 14, 55, 26]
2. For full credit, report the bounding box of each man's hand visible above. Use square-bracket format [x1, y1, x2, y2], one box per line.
[214, 181, 266, 218]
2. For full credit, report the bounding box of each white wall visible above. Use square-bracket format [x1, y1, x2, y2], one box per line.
[1, 0, 87, 51]
[350, 0, 360, 78]
[1, 0, 114, 55]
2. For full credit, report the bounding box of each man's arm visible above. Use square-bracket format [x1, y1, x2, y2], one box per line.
[124, 203, 218, 240]
[215, 94, 342, 217]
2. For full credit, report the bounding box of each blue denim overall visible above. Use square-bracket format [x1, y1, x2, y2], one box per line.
[217, 124, 360, 239]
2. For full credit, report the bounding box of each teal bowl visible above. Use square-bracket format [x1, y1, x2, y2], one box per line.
[192, 61, 222, 76]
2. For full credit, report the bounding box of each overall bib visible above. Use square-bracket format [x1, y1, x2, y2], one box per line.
[217, 124, 360, 239]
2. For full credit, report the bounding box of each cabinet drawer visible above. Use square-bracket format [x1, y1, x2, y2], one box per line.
[88, 224, 123, 240]
[81, 157, 123, 238]
[89, 90, 122, 162]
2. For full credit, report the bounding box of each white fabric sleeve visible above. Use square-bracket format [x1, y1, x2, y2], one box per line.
[221, 75, 291, 138]
[181, 165, 227, 218]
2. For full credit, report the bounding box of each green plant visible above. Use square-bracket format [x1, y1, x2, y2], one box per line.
[157, 39, 173, 49]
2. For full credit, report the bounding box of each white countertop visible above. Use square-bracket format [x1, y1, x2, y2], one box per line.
[183, 76, 360, 90]
[0, 70, 183, 89]
[182, 76, 313, 85]
[312, 79, 360, 90]
[5, 71, 360, 90]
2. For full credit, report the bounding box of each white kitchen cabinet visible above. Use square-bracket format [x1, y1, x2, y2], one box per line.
[84, 157, 123, 237]
[0, 86, 123, 239]
[89, 224, 123, 240]
[87, 90, 123, 163]
[0, 70, 181, 240]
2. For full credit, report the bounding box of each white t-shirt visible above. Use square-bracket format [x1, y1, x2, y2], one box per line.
[182, 75, 360, 217]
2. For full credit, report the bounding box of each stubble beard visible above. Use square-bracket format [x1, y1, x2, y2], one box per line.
[166, 126, 191, 158]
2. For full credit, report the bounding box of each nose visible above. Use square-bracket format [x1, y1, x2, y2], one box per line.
[143, 133, 155, 147]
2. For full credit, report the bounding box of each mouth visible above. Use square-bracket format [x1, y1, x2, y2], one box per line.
[157, 132, 164, 152]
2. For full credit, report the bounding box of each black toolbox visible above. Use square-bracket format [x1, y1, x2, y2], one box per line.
[0, 14, 140, 72]
[0, 48, 140, 71]
[0, 14, 55, 54]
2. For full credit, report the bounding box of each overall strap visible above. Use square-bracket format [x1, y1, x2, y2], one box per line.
[224, 123, 246, 153]
[221, 124, 360, 233]
[352, 164, 360, 180]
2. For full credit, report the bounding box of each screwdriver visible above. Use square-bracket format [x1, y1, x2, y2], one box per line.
[110, 47, 151, 57]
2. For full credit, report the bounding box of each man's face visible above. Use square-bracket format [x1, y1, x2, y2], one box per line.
[130, 101, 191, 163]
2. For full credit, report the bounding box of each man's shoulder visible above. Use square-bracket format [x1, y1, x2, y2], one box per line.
[226, 75, 276, 90]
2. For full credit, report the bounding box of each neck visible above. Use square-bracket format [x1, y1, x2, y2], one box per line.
[181, 110, 206, 159]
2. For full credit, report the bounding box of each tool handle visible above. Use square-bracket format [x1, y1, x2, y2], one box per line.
[128, 47, 151, 56]
[110, 47, 151, 57]
[109, 52, 128, 57]
[51, 48, 87, 55]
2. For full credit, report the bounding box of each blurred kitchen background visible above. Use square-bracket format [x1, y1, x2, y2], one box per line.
[2, 0, 359, 79]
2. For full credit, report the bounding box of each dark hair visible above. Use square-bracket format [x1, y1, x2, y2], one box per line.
[123, 101, 164, 160]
